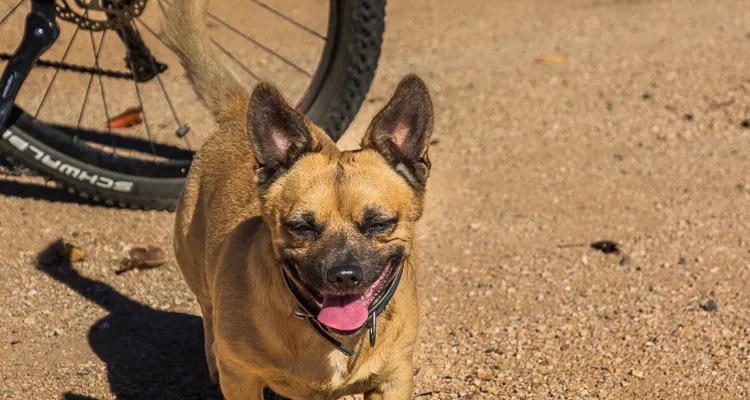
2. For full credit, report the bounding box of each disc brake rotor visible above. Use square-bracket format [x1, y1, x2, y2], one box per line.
[55, 0, 148, 31]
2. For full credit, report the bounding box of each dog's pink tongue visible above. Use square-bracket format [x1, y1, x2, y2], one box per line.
[318, 294, 368, 331]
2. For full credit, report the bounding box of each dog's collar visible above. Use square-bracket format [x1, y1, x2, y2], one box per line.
[280, 263, 404, 356]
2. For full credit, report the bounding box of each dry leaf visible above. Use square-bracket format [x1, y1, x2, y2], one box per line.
[116, 245, 168, 274]
[534, 55, 567, 64]
[590, 240, 620, 254]
[107, 106, 143, 129]
[64, 243, 86, 263]
[37, 239, 85, 265]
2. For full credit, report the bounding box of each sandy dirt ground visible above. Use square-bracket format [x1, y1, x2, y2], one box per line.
[1, 0, 750, 399]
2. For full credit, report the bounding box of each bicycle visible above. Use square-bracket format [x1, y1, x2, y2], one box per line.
[0, 0, 385, 211]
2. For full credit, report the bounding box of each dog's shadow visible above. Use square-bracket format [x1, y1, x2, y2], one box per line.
[36, 240, 290, 400]
[36, 240, 218, 399]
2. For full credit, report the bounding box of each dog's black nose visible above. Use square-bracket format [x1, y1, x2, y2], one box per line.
[327, 265, 364, 289]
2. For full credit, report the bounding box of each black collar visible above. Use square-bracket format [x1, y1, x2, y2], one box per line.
[281, 263, 404, 356]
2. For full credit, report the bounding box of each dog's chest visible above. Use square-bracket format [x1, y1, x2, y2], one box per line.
[292, 346, 359, 384]
[323, 351, 351, 386]
[270, 344, 378, 398]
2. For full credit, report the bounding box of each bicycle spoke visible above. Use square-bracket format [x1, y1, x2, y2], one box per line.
[206, 12, 312, 77]
[246, 0, 325, 40]
[156, 0, 167, 15]
[0, 0, 25, 28]
[133, 19, 191, 151]
[209, 37, 261, 82]
[160, 0, 312, 76]
[77, 30, 107, 129]
[118, 27, 158, 160]
[87, 28, 116, 156]
[35, 24, 82, 118]
[157, 0, 262, 83]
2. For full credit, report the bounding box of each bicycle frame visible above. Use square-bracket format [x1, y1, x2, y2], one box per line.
[0, 0, 59, 133]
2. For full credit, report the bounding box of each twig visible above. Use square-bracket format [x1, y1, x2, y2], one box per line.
[557, 243, 587, 249]
[414, 391, 441, 398]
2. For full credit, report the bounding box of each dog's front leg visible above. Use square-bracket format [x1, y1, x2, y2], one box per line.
[219, 376, 265, 400]
[199, 302, 220, 386]
[218, 362, 265, 400]
[364, 362, 415, 400]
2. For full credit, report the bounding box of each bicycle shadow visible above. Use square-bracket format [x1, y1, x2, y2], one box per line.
[36, 239, 221, 400]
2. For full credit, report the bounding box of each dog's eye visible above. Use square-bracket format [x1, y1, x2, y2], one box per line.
[285, 218, 320, 238]
[362, 218, 398, 237]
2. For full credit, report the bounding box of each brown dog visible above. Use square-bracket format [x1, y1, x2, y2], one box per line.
[164, 1, 434, 398]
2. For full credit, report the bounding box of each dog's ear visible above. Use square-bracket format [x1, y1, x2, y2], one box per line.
[361, 74, 434, 189]
[248, 83, 317, 187]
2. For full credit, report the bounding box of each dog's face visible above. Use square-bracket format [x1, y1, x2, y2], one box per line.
[246, 75, 433, 332]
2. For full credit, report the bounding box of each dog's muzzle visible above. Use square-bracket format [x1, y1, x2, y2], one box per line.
[280, 262, 404, 356]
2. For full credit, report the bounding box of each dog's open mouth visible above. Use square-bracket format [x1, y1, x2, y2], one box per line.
[294, 261, 396, 332]
[318, 262, 393, 331]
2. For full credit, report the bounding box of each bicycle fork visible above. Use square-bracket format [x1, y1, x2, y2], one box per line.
[0, 0, 59, 132]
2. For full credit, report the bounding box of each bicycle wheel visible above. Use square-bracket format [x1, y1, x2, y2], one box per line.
[0, 0, 385, 211]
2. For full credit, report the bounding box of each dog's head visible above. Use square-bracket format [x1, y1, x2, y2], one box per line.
[247, 75, 433, 332]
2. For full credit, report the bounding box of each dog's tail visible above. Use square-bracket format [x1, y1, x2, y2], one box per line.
[161, 0, 248, 122]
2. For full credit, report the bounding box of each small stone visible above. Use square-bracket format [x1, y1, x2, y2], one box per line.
[469, 223, 482, 231]
[678, 257, 686, 264]
[47, 328, 64, 337]
[741, 119, 750, 129]
[98, 321, 111, 330]
[631, 369, 645, 378]
[700, 299, 718, 312]
[619, 256, 630, 266]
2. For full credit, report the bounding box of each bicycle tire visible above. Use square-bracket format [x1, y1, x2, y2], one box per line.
[0, 0, 385, 212]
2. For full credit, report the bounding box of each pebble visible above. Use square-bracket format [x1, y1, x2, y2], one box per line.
[700, 299, 718, 312]
[631, 369, 645, 378]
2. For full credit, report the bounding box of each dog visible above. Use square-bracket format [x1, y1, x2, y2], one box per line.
[164, 1, 434, 398]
